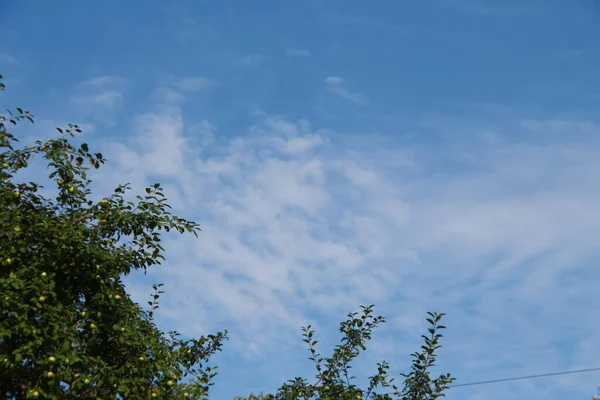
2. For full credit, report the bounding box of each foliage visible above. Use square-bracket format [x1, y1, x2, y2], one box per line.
[234, 308, 454, 400]
[0, 74, 227, 399]
[0, 74, 453, 399]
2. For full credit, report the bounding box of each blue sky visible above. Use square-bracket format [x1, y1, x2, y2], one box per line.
[2, 0, 600, 399]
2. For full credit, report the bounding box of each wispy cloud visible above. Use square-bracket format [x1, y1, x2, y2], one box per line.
[78, 76, 126, 89]
[234, 54, 263, 67]
[73, 91, 123, 109]
[324, 76, 367, 104]
[440, 0, 540, 14]
[285, 49, 311, 57]
[324, 15, 410, 34]
[71, 76, 127, 125]
[47, 80, 600, 399]
[0, 53, 20, 64]
[174, 76, 215, 92]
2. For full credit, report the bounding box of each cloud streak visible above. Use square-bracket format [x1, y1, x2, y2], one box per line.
[81, 84, 600, 399]
[324, 76, 367, 104]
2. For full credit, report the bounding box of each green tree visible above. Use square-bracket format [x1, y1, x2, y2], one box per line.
[235, 307, 453, 400]
[0, 75, 227, 399]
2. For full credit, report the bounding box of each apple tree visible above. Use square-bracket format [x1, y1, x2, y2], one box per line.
[0, 75, 227, 399]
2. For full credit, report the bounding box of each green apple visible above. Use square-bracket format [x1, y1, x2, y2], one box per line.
[3, 258, 11, 265]
[81, 311, 87, 317]
[1, 163, 8, 168]
[68, 186, 74, 193]
[38, 296, 46, 302]
[138, 356, 145, 361]
[84, 378, 90, 384]
[47, 371, 54, 378]
[90, 323, 96, 329]
[41, 272, 47, 277]
[114, 294, 121, 300]
[48, 356, 56, 363]
[167, 380, 174, 386]
[30, 391, 39, 398]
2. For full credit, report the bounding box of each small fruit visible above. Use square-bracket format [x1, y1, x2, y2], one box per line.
[31, 391, 39, 398]
[81, 311, 87, 317]
[38, 296, 46, 302]
[121, 327, 125, 332]
[48, 356, 56, 363]
[84, 378, 90, 384]
[167, 380, 174, 386]
[68, 186, 74, 193]
[47, 371, 55, 378]
[1, 162, 8, 168]
[114, 294, 121, 300]
[41, 272, 47, 277]
[139, 356, 145, 361]
[13, 191, 20, 196]
[90, 323, 96, 329]
[151, 393, 158, 398]
[3, 258, 11, 265]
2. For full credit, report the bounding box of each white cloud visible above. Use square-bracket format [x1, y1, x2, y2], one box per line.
[73, 91, 123, 109]
[72, 76, 127, 117]
[324, 76, 367, 104]
[285, 49, 311, 57]
[85, 88, 600, 399]
[0, 53, 20, 64]
[440, 0, 539, 14]
[234, 54, 263, 67]
[78, 76, 126, 88]
[174, 76, 215, 92]
[325, 15, 410, 34]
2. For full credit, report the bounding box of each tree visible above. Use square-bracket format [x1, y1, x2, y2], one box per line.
[234, 307, 454, 400]
[0, 75, 227, 399]
[0, 74, 453, 399]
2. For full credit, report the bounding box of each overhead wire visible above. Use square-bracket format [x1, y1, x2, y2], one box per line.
[449, 367, 600, 388]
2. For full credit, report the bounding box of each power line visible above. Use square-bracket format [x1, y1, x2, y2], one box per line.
[449, 367, 600, 388]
